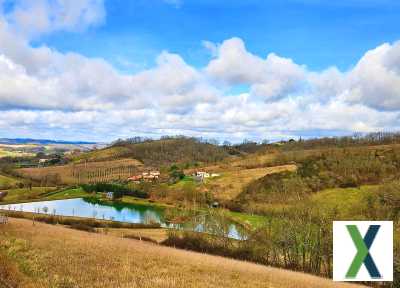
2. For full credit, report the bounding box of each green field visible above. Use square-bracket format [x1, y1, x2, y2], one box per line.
[41, 187, 89, 201]
[0, 149, 34, 158]
[0, 174, 22, 190]
[0, 187, 57, 204]
[226, 210, 268, 228]
[309, 185, 378, 218]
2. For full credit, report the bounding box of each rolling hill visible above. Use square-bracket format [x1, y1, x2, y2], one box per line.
[72, 137, 230, 166]
[0, 218, 363, 288]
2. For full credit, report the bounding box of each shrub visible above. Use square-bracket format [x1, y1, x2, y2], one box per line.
[69, 223, 96, 233]
[123, 234, 158, 244]
[81, 183, 149, 199]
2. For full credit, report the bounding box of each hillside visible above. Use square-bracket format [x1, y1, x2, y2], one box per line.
[183, 164, 297, 202]
[0, 174, 23, 190]
[17, 159, 143, 185]
[234, 143, 400, 211]
[73, 137, 230, 166]
[0, 218, 363, 288]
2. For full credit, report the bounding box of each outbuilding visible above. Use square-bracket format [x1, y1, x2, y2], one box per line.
[106, 192, 114, 200]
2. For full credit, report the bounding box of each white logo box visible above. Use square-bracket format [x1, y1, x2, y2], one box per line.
[333, 221, 393, 282]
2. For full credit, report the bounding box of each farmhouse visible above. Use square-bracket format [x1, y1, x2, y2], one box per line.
[195, 171, 210, 178]
[193, 171, 221, 182]
[128, 171, 160, 183]
[128, 175, 142, 183]
[150, 171, 160, 177]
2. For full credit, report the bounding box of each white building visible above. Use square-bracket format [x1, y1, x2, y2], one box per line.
[196, 171, 210, 178]
[150, 171, 160, 177]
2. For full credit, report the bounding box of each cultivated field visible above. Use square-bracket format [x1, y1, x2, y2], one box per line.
[204, 164, 296, 201]
[0, 218, 363, 288]
[17, 159, 143, 184]
[0, 149, 34, 158]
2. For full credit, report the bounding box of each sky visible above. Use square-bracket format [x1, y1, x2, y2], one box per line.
[1, 0, 400, 142]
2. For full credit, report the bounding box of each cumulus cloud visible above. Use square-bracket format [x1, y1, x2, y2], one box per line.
[345, 42, 400, 111]
[0, 8, 217, 113]
[1, 1, 400, 141]
[206, 38, 306, 101]
[4, 0, 105, 38]
[0, 48, 217, 111]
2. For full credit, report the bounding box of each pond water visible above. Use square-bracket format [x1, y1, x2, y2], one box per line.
[0, 198, 246, 239]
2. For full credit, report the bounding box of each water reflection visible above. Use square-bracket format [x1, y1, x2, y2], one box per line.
[0, 198, 247, 239]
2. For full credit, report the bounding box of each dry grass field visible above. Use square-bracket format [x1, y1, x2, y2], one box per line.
[205, 164, 296, 201]
[17, 159, 143, 184]
[104, 227, 169, 243]
[0, 218, 364, 288]
[230, 151, 280, 168]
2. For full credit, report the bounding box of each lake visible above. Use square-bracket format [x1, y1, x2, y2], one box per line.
[0, 198, 246, 239]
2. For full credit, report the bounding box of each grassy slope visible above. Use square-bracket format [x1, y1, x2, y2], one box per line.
[0, 218, 363, 288]
[0, 187, 57, 204]
[0, 186, 93, 205]
[205, 165, 296, 201]
[0, 174, 22, 189]
[227, 185, 391, 230]
[71, 146, 134, 162]
[0, 148, 33, 158]
[309, 185, 378, 218]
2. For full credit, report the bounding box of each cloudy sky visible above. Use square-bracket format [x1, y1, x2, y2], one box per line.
[1, 0, 400, 142]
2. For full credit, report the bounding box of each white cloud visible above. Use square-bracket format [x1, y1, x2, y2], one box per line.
[4, 0, 105, 38]
[345, 42, 400, 111]
[206, 38, 306, 101]
[1, 1, 400, 141]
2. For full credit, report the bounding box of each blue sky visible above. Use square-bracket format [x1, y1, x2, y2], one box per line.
[39, 0, 400, 72]
[1, 0, 400, 142]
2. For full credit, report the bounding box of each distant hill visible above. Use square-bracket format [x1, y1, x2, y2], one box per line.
[0, 138, 97, 145]
[73, 137, 230, 166]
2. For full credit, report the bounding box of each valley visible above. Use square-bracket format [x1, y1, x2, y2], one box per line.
[0, 135, 399, 287]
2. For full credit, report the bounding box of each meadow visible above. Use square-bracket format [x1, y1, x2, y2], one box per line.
[0, 174, 23, 190]
[0, 218, 363, 288]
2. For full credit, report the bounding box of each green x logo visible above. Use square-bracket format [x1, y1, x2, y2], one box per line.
[346, 225, 381, 279]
